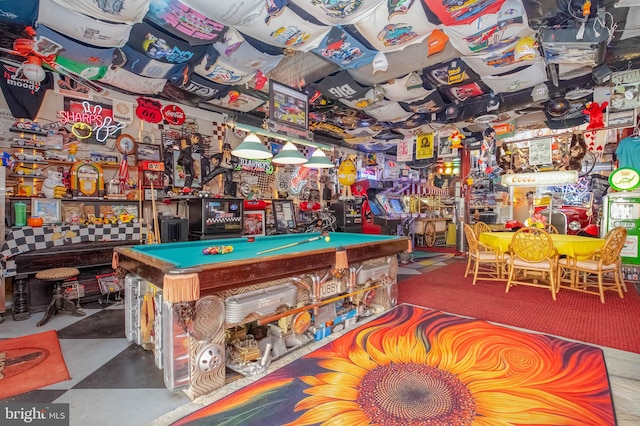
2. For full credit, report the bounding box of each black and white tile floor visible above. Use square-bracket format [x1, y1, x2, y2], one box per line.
[1, 258, 639, 426]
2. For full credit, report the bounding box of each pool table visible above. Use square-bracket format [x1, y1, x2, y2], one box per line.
[115, 232, 409, 399]
[115, 232, 409, 296]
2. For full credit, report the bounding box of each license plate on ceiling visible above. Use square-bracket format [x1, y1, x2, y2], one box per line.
[319, 280, 342, 299]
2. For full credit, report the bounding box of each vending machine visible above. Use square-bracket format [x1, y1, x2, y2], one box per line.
[600, 192, 640, 280]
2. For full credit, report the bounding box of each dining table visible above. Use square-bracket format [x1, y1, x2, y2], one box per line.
[478, 231, 606, 258]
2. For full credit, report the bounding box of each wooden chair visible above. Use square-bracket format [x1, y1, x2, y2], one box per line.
[557, 227, 627, 303]
[463, 223, 508, 285]
[474, 221, 492, 236]
[506, 227, 559, 300]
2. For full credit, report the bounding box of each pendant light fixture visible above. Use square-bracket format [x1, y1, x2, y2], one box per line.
[231, 133, 273, 160]
[272, 141, 308, 165]
[303, 148, 335, 168]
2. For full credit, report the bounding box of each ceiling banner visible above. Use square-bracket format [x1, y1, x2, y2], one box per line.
[396, 137, 414, 163]
[416, 133, 435, 160]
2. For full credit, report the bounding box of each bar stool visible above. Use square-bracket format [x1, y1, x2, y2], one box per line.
[36, 267, 85, 327]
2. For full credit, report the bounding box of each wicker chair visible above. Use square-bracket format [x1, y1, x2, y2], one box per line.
[474, 221, 493, 236]
[545, 224, 559, 234]
[463, 223, 508, 285]
[506, 227, 559, 300]
[557, 227, 627, 303]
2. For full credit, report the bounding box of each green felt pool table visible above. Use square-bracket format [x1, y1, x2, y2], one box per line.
[116, 232, 409, 399]
[115, 232, 409, 298]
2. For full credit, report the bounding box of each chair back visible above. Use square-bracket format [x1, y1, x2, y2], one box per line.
[474, 221, 492, 235]
[601, 227, 627, 265]
[545, 224, 559, 234]
[510, 227, 555, 262]
[463, 223, 479, 253]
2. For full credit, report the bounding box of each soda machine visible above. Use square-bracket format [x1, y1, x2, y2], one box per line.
[601, 192, 640, 281]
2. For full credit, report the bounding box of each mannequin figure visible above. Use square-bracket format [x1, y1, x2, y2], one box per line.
[202, 143, 238, 196]
[177, 132, 201, 190]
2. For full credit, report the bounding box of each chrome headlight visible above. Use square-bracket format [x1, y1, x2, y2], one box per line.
[568, 221, 581, 231]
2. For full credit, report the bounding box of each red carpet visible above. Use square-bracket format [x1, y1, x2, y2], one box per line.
[173, 305, 614, 425]
[0, 330, 70, 399]
[398, 260, 640, 353]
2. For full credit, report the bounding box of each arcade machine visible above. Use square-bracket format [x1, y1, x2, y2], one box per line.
[351, 179, 384, 234]
[371, 192, 408, 236]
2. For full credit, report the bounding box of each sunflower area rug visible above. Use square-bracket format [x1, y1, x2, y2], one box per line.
[172, 304, 615, 426]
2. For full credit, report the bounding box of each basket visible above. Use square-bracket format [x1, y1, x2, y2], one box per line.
[96, 273, 124, 295]
[63, 279, 85, 300]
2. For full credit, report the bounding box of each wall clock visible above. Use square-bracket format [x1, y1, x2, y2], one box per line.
[116, 134, 137, 155]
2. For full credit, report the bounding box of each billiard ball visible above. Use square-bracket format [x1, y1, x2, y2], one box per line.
[247, 237, 255, 243]
[325, 236, 330, 242]
[202, 247, 210, 255]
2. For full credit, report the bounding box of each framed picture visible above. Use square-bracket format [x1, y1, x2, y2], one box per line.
[438, 136, 454, 158]
[136, 143, 162, 162]
[269, 80, 309, 136]
[528, 137, 552, 166]
[243, 211, 266, 236]
[31, 198, 61, 225]
[606, 108, 637, 128]
[272, 199, 297, 234]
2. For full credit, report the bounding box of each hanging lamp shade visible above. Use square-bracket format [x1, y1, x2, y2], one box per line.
[231, 133, 273, 160]
[303, 148, 335, 168]
[272, 141, 308, 165]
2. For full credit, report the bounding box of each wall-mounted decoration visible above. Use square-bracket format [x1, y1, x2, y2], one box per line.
[243, 211, 265, 237]
[116, 134, 137, 155]
[269, 80, 310, 139]
[173, 151, 202, 188]
[415, 133, 434, 159]
[136, 143, 161, 162]
[273, 199, 297, 234]
[528, 137, 552, 166]
[438, 135, 455, 158]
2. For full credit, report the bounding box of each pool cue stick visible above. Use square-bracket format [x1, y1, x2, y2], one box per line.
[138, 180, 143, 243]
[257, 282, 384, 326]
[150, 182, 161, 244]
[257, 232, 328, 255]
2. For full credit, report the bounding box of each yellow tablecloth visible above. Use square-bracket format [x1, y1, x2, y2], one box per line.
[479, 232, 606, 257]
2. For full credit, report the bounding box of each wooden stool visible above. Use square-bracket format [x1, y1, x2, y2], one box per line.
[35, 267, 85, 327]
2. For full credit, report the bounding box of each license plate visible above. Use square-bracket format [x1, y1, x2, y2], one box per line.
[319, 280, 342, 299]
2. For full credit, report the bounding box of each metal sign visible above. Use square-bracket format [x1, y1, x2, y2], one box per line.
[501, 170, 579, 187]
